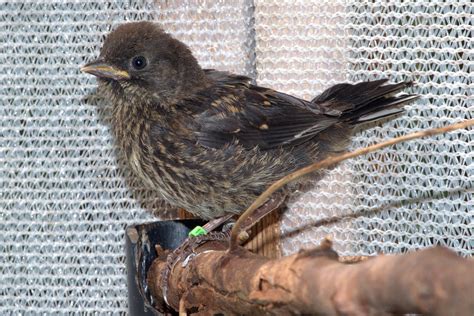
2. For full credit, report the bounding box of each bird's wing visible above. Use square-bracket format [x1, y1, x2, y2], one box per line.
[193, 70, 340, 150]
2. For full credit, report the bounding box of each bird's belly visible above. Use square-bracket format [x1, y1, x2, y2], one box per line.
[126, 150, 245, 218]
[122, 134, 299, 219]
[125, 148, 180, 204]
[126, 149, 155, 187]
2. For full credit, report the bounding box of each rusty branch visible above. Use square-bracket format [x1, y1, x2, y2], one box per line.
[147, 240, 474, 315]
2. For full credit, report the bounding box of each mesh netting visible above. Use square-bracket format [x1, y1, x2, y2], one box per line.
[1, 0, 472, 313]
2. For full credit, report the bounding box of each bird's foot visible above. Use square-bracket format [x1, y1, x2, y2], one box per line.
[160, 215, 233, 306]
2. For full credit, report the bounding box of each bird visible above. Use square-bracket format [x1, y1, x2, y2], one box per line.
[81, 21, 419, 221]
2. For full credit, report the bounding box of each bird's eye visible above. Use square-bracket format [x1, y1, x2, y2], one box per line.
[131, 56, 147, 70]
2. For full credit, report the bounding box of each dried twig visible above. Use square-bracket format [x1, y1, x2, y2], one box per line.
[229, 119, 474, 250]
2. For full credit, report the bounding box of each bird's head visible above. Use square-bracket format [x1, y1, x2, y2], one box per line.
[81, 22, 206, 104]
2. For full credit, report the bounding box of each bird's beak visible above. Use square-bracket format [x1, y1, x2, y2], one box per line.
[80, 59, 130, 80]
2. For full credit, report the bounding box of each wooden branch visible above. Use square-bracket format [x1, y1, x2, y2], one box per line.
[230, 119, 474, 250]
[147, 239, 474, 315]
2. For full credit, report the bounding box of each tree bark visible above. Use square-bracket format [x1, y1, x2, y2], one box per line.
[147, 239, 474, 315]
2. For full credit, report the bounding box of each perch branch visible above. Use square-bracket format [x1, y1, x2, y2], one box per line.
[148, 240, 474, 315]
[230, 119, 474, 250]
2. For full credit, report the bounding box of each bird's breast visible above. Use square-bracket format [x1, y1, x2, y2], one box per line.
[111, 99, 157, 181]
[111, 100, 199, 204]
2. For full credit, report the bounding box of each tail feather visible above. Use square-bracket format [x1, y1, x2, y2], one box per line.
[312, 79, 420, 124]
[354, 94, 419, 123]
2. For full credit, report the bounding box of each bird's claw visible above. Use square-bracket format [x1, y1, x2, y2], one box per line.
[160, 231, 230, 306]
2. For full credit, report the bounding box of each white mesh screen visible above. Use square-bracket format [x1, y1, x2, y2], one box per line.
[1, 0, 472, 313]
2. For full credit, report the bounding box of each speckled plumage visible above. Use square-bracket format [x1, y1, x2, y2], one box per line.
[82, 22, 418, 219]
